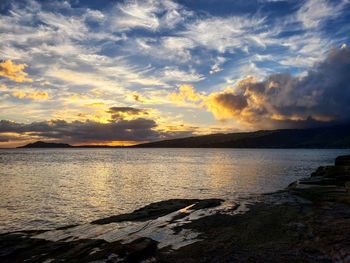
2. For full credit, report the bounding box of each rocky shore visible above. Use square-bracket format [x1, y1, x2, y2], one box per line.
[1, 156, 349, 262]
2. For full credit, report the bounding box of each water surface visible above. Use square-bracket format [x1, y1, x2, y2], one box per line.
[0, 148, 348, 233]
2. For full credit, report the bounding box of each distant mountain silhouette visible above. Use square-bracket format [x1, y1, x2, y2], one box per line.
[17, 124, 350, 149]
[134, 124, 350, 148]
[19, 141, 72, 148]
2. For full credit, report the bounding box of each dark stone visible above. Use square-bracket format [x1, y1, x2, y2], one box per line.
[0, 234, 158, 263]
[56, 224, 79, 230]
[335, 155, 350, 166]
[311, 166, 350, 178]
[190, 198, 223, 210]
[92, 199, 223, 225]
[298, 177, 338, 186]
[124, 237, 158, 262]
[291, 155, 350, 204]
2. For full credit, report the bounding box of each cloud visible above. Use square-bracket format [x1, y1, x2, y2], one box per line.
[110, 0, 188, 32]
[0, 60, 32, 82]
[84, 102, 105, 108]
[161, 66, 204, 82]
[46, 63, 165, 96]
[12, 90, 49, 100]
[0, 133, 25, 143]
[107, 106, 149, 120]
[168, 84, 205, 107]
[129, 36, 195, 63]
[169, 46, 350, 129]
[108, 106, 147, 114]
[209, 57, 225, 74]
[0, 116, 198, 146]
[180, 16, 266, 53]
[296, 0, 345, 29]
[0, 118, 159, 144]
[0, 104, 197, 145]
[206, 88, 248, 120]
[37, 11, 88, 41]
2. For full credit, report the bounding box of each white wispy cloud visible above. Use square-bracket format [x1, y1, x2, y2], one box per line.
[209, 56, 226, 75]
[109, 0, 189, 32]
[296, 0, 345, 29]
[179, 16, 267, 53]
[119, 36, 195, 64]
[161, 66, 205, 82]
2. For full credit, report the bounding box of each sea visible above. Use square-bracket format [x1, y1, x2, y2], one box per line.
[0, 148, 348, 233]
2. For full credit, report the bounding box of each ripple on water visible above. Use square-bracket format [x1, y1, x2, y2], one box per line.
[0, 148, 348, 232]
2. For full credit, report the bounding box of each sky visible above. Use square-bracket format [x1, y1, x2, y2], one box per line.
[0, 0, 350, 147]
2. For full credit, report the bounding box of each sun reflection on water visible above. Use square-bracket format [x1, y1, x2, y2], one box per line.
[0, 148, 348, 233]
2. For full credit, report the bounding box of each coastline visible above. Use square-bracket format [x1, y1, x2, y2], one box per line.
[0, 156, 349, 262]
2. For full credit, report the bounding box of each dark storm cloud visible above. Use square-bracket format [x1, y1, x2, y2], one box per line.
[0, 105, 199, 144]
[206, 46, 350, 129]
[212, 93, 248, 112]
[0, 118, 159, 143]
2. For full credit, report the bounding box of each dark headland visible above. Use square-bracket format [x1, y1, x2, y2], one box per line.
[135, 124, 350, 148]
[18, 123, 350, 149]
[18, 141, 72, 148]
[1, 155, 350, 262]
[18, 141, 125, 148]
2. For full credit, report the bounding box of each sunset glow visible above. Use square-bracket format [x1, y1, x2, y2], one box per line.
[1, 0, 350, 147]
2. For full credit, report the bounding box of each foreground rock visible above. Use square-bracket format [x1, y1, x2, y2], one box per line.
[1, 156, 350, 262]
[335, 155, 350, 166]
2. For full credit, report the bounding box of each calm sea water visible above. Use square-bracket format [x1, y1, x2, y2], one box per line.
[0, 148, 348, 233]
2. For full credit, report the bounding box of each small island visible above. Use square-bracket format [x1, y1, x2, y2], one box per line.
[18, 141, 72, 148]
[1, 155, 349, 262]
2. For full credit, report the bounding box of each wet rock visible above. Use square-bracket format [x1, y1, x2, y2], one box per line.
[92, 198, 223, 225]
[292, 154, 350, 205]
[311, 166, 350, 179]
[163, 203, 333, 263]
[0, 233, 158, 263]
[188, 198, 223, 210]
[56, 224, 79, 230]
[301, 162, 350, 205]
[335, 155, 350, 166]
[123, 237, 158, 262]
[92, 199, 198, 224]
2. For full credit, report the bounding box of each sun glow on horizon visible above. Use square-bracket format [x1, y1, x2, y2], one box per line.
[0, 0, 349, 147]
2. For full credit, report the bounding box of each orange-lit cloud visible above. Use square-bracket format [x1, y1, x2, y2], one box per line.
[169, 83, 252, 125]
[168, 84, 205, 108]
[168, 46, 350, 129]
[169, 84, 203, 102]
[129, 90, 171, 105]
[0, 104, 202, 147]
[12, 91, 49, 100]
[107, 106, 149, 121]
[0, 60, 33, 83]
[130, 92, 148, 103]
[206, 87, 248, 121]
[84, 102, 106, 108]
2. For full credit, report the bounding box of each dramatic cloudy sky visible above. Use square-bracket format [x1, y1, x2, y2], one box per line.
[0, 0, 350, 147]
